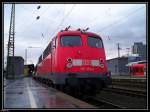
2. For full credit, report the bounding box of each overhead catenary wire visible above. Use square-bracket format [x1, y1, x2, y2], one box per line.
[98, 6, 145, 42]
[16, 4, 41, 31]
[97, 6, 145, 33]
[41, 5, 64, 41]
[16, 5, 50, 35]
[86, 7, 112, 29]
[45, 4, 66, 38]
[31, 5, 52, 40]
[97, 6, 145, 58]
[50, 4, 76, 39]
[17, 5, 51, 37]
[33, 5, 66, 53]
[17, 4, 66, 50]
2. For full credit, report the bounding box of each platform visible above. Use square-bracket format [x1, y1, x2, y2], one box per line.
[111, 75, 146, 82]
[4, 77, 95, 109]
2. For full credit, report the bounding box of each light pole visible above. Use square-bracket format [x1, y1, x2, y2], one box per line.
[25, 46, 42, 65]
[126, 48, 130, 56]
[25, 48, 27, 65]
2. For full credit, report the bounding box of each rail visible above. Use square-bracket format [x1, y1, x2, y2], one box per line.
[103, 86, 146, 98]
[81, 96, 126, 109]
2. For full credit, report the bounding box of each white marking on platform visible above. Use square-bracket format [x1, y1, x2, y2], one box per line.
[27, 83, 37, 108]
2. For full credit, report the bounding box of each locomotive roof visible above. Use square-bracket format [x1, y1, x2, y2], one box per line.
[58, 30, 102, 38]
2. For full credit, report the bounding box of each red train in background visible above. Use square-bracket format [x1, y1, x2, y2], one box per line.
[34, 27, 111, 94]
[127, 60, 146, 76]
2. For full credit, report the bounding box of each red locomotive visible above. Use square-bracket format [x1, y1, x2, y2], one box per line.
[34, 27, 111, 94]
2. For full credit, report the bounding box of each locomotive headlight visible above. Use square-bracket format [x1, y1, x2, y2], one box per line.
[66, 63, 73, 69]
[99, 58, 103, 63]
[67, 58, 72, 62]
[100, 63, 104, 68]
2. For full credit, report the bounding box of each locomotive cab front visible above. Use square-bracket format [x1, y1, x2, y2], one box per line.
[55, 30, 111, 93]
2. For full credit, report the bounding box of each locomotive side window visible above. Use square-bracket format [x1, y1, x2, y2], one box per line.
[61, 35, 82, 47]
[49, 42, 52, 52]
[38, 54, 42, 63]
[53, 38, 56, 48]
[55, 36, 58, 48]
[88, 36, 103, 48]
[43, 42, 51, 59]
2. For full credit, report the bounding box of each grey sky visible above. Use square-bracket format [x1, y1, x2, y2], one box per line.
[4, 3, 146, 66]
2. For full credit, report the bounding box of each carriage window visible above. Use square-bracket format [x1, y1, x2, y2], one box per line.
[88, 36, 103, 48]
[138, 68, 141, 72]
[135, 68, 138, 72]
[38, 55, 42, 63]
[55, 36, 58, 48]
[130, 68, 133, 73]
[140, 68, 144, 72]
[61, 35, 82, 47]
[132, 68, 135, 73]
[144, 67, 146, 72]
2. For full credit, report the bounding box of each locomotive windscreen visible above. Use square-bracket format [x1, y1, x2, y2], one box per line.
[87, 36, 103, 48]
[61, 35, 82, 47]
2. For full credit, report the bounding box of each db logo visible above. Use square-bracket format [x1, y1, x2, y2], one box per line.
[82, 60, 91, 65]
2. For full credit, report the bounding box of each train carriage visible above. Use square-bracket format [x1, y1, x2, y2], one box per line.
[126, 60, 146, 76]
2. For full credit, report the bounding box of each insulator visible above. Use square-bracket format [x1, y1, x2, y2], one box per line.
[37, 5, 41, 9]
[85, 27, 89, 31]
[36, 16, 40, 20]
[77, 28, 81, 31]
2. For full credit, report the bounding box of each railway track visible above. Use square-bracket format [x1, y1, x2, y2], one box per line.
[111, 81, 146, 89]
[80, 96, 126, 109]
[112, 82, 146, 88]
[108, 78, 147, 98]
[103, 86, 146, 98]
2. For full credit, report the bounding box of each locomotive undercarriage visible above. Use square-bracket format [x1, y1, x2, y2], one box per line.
[65, 76, 104, 95]
[33, 73, 111, 96]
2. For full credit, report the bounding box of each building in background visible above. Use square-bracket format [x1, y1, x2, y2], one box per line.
[107, 55, 142, 76]
[131, 42, 146, 60]
[6, 56, 24, 78]
[107, 57, 129, 76]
